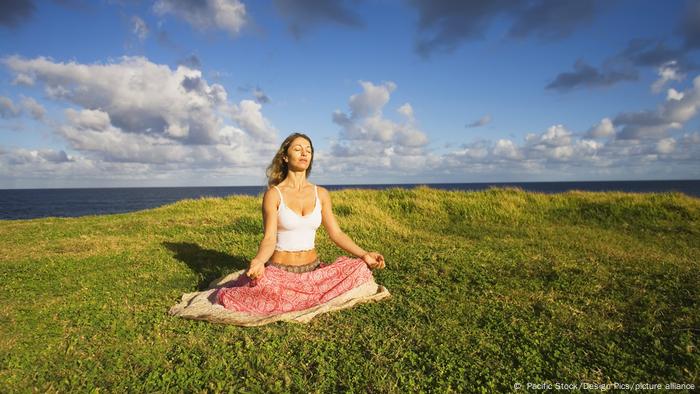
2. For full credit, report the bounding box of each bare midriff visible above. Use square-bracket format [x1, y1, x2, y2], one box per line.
[269, 248, 318, 266]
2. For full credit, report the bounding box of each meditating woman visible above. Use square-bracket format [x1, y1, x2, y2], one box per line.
[213, 132, 388, 318]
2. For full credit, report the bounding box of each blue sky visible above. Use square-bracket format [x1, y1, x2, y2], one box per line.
[1, 0, 699, 188]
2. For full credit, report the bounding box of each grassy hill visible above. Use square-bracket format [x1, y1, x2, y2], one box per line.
[1, 186, 698, 392]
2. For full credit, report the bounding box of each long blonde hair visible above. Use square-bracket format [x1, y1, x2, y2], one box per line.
[266, 132, 315, 188]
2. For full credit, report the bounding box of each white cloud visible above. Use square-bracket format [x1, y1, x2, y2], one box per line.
[1, 148, 72, 165]
[493, 139, 522, 160]
[348, 80, 396, 118]
[230, 100, 276, 142]
[656, 138, 676, 154]
[586, 117, 615, 138]
[438, 112, 699, 181]
[2, 55, 279, 180]
[324, 80, 435, 177]
[332, 80, 428, 146]
[452, 140, 489, 160]
[154, 0, 247, 36]
[667, 88, 684, 101]
[651, 60, 684, 93]
[59, 109, 192, 164]
[2, 55, 275, 145]
[397, 103, 414, 119]
[65, 108, 111, 131]
[533, 124, 573, 147]
[616, 74, 700, 139]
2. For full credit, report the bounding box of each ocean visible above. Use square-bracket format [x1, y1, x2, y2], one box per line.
[1, 180, 698, 220]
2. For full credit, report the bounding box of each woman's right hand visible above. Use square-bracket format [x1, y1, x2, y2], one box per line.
[246, 259, 266, 280]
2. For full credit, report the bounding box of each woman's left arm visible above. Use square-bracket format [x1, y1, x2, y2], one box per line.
[319, 187, 386, 269]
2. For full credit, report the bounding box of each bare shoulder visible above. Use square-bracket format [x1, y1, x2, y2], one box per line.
[316, 185, 331, 199]
[262, 187, 280, 206]
[317, 185, 334, 206]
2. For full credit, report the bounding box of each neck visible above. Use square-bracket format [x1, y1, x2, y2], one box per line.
[283, 170, 308, 191]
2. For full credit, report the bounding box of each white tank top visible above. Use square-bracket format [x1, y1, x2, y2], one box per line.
[273, 184, 322, 252]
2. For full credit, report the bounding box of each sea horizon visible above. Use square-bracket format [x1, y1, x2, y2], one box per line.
[1, 178, 698, 191]
[1, 179, 699, 220]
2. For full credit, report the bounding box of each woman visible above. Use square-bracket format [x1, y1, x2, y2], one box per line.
[214, 132, 387, 317]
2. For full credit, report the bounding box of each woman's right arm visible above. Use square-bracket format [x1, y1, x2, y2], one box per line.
[246, 188, 279, 279]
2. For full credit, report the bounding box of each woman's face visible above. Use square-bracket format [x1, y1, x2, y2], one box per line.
[285, 137, 313, 170]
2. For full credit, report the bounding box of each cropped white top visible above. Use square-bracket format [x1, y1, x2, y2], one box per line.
[273, 184, 322, 252]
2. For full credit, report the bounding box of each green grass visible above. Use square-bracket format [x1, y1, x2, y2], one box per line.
[1, 186, 698, 392]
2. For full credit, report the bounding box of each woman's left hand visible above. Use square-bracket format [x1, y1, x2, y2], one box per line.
[362, 252, 386, 269]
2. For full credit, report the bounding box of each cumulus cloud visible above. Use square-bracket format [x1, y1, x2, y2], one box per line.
[50, 106, 270, 170]
[154, 0, 247, 36]
[1, 148, 72, 165]
[59, 108, 192, 164]
[520, 124, 605, 163]
[443, 124, 607, 174]
[2, 55, 240, 144]
[467, 114, 491, 128]
[438, 87, 700, 180]
[525, 124, 572, 147]
[615, 74, 700, 139]
[651, 60, 684, 93]
[667, 88, 684, 101]
[656, 137, 676, 154]
[273, 0, 364, 39]
[321, 81, 436, 176]
[409, 0, 608, 57]
[2, 55, 280, 176]
[332, 80, 428, 147]
[585, 117, 615, 139]
[0, 0, 35, 28]
[230, 100, 276, 142]
[493, 139, 522, 160]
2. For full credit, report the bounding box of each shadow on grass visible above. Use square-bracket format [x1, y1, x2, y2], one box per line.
[162, 241, 249, 290]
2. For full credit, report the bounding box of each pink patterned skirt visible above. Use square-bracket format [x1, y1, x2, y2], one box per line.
[215, 256, 375, 315]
